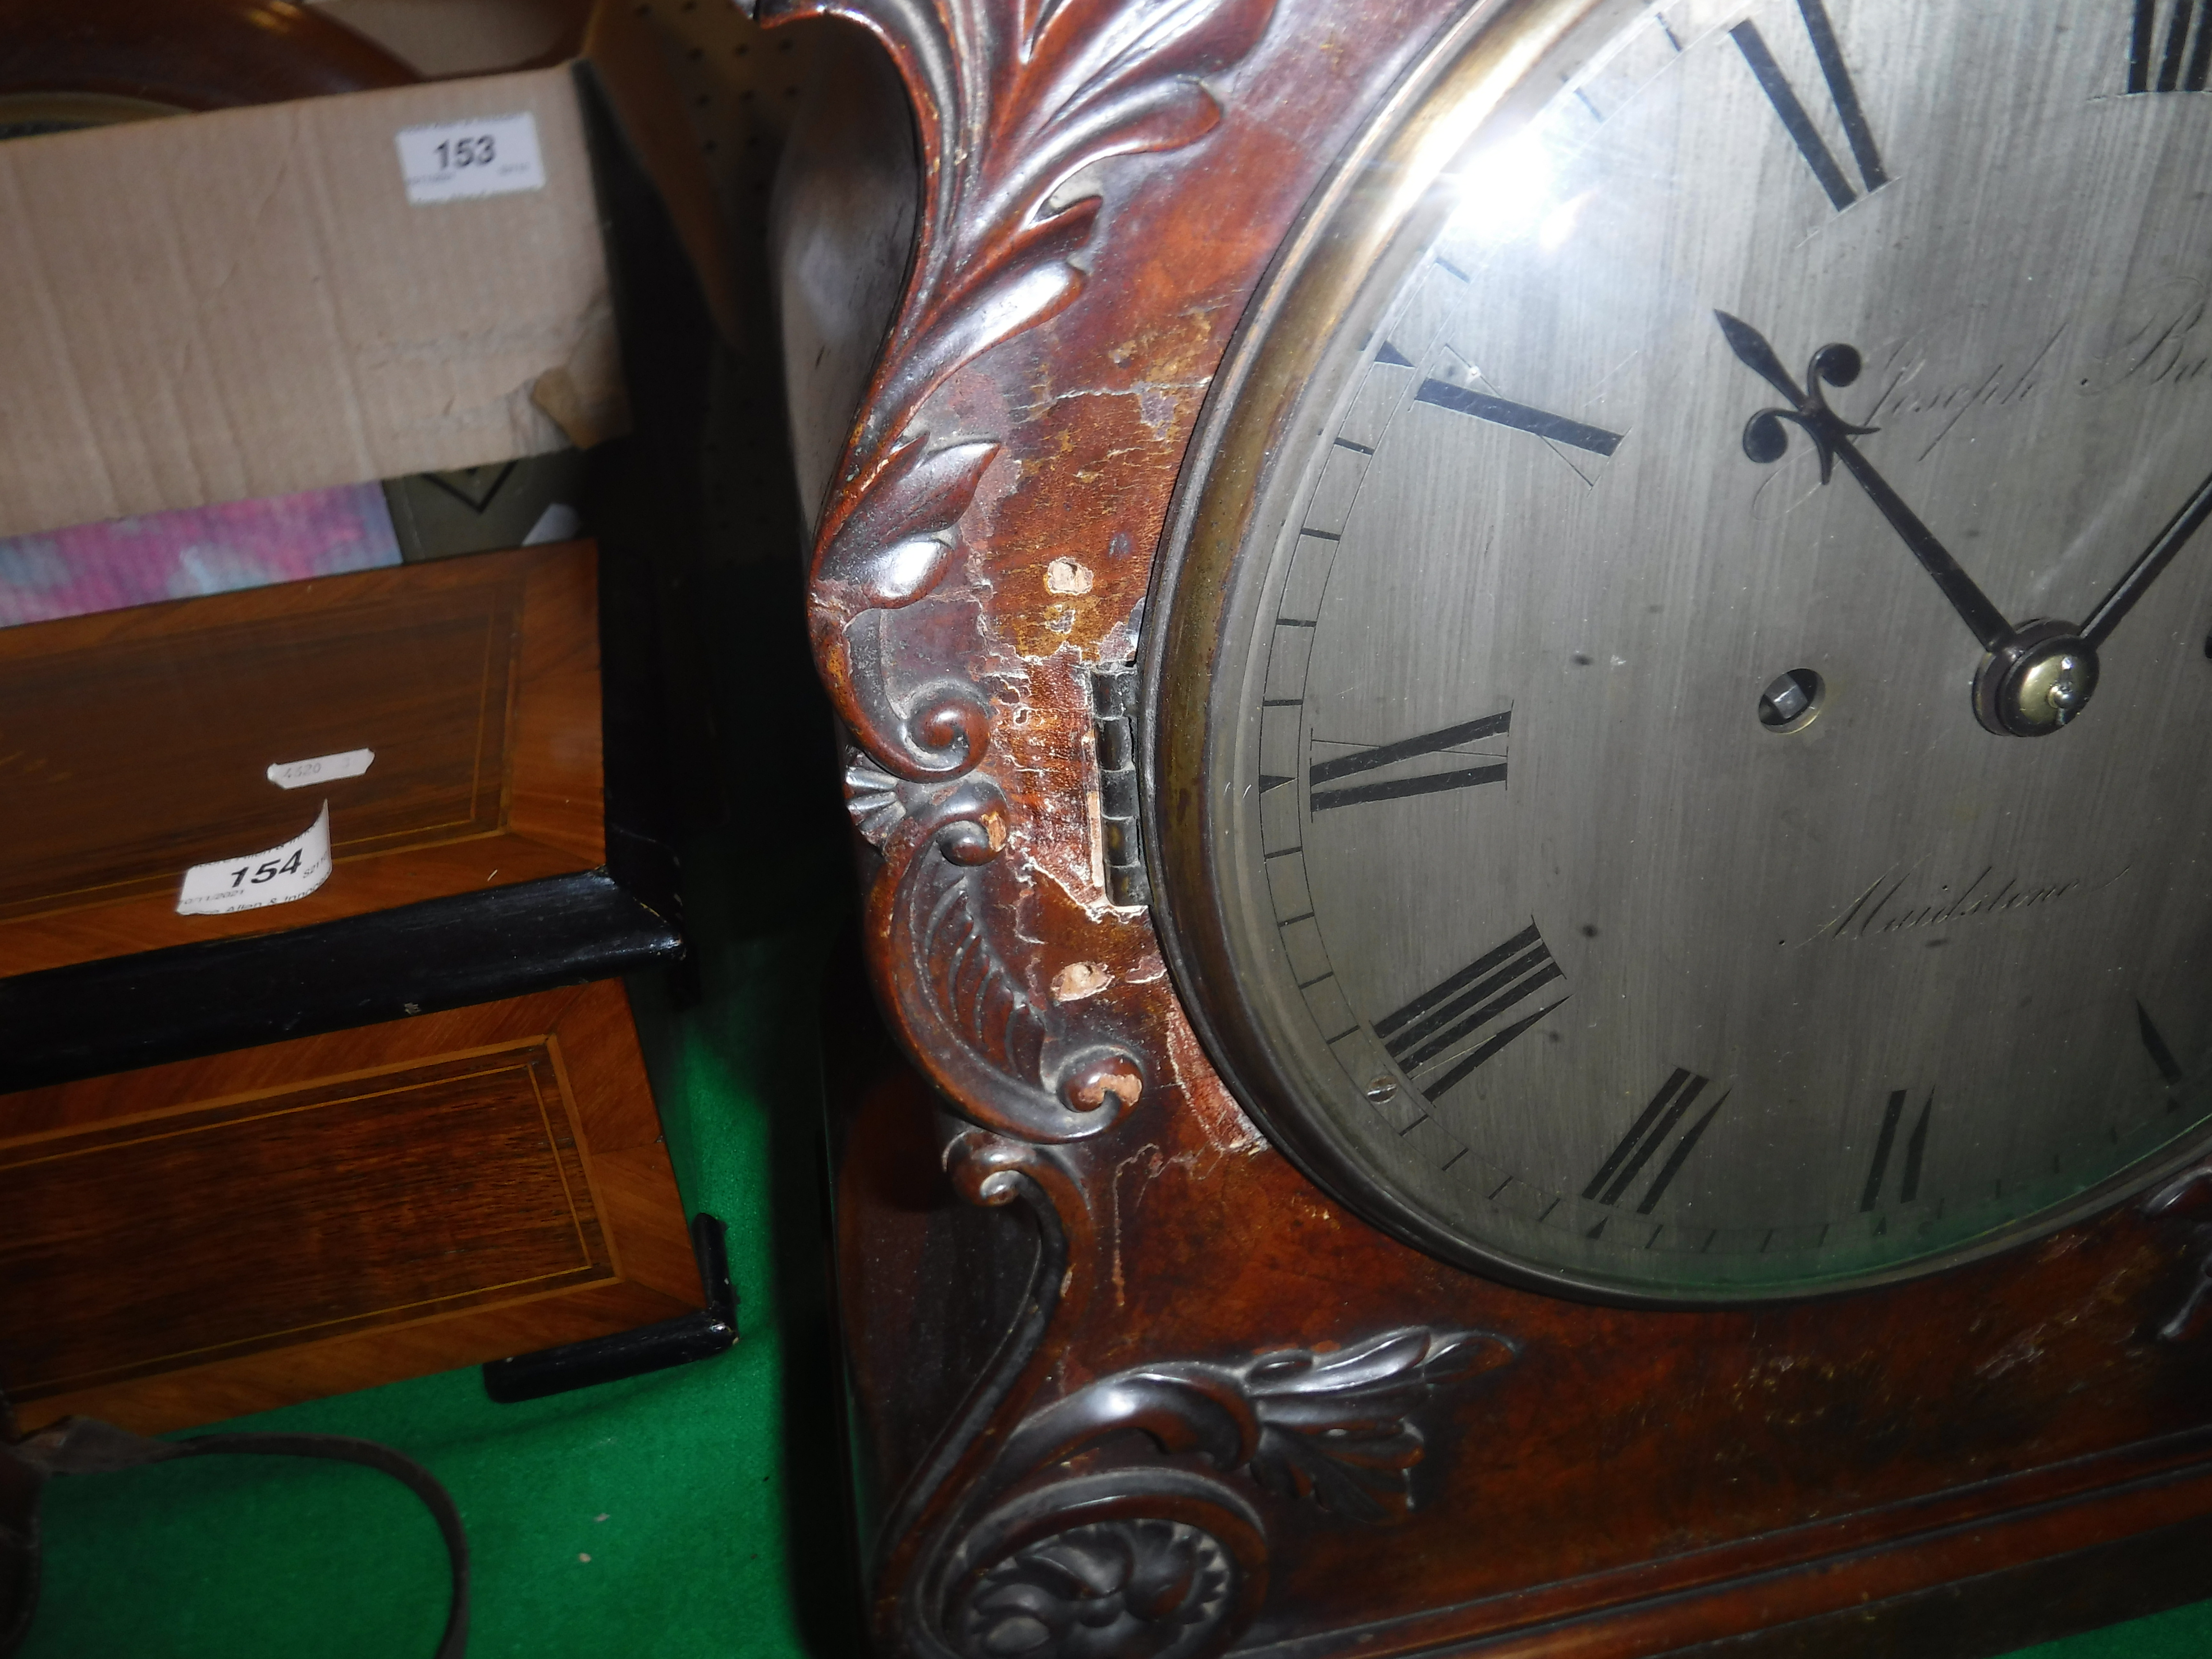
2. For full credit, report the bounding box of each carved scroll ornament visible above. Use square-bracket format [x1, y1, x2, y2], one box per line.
[931, 1326, 1520, 1659]
[753, 0, 1275, 1152]
[775, 0, 1280, 771]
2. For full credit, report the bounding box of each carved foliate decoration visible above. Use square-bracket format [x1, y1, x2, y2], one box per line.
[756, 0, 1275, 1150]
[1210, 1328, 1518, 1521]
[846, 749, 907, 845]
[759, 0, 1277, 784]
[995, 1326, 1519, 1527]
[750, 4, 1465, 1657]
[923, 1326, 1517, 1659]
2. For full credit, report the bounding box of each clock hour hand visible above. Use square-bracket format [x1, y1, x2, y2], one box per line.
[2080, 463, 2212, 649]
[1715, 311, 2016, 654]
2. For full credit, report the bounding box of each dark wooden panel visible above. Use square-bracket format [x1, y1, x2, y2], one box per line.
[1657, 1502, 2212, 1659]
[0, 1043, 609, 1397]
[0, 543, 604, 974]
[0, 560, 516, 914]
[0, 980, 702, 1432]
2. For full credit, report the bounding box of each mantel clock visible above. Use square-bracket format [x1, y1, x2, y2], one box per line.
[758, 0, 2212, 1653]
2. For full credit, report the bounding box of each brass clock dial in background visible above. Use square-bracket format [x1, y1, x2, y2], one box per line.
[1151, 0, 2212, 1302]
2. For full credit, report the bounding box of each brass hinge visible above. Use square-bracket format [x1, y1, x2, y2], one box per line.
[1090, 661, 1149, 908]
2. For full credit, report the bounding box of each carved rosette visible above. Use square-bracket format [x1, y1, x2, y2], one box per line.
[923, 1327, 1518, 1659]
[953, 1519, 1239, 1659]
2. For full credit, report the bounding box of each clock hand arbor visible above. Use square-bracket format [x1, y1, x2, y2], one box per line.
[1712, 309, 2180, 739]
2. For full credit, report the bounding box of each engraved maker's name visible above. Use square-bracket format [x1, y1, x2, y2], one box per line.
[1823, 866, 2085, 942]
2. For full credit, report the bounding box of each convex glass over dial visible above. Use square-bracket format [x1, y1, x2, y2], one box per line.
[1148, 0, 2212, 1301]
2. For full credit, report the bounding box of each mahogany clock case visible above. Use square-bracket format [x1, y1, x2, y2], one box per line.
[764, 0, 2212, 1655]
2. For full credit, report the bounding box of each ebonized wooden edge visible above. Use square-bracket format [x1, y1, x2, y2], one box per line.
[0, 871, 682, 1094]
[480, 1214, 738, 1404]
[597, 513, 683, 932]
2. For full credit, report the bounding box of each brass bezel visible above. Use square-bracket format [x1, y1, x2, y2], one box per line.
[1140, 0, 2212, 1308]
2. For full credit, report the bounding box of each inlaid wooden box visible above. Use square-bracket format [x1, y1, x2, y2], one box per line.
[0, 532, 704, 1428]
[0, 533, 683, 1095]
[0, 541, 603, 978]
[0, 979, 701, 1435]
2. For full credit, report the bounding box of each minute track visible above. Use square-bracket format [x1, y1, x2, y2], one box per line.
[1158, 0, 2212, 1301]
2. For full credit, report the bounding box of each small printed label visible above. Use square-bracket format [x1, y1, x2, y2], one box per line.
[177, 804, 334, 916]
[395, 112, 545, 204]
[267, 747, 374, 790]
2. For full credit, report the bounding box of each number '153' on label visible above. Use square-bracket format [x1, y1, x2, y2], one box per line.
[394, 112, 545, 204]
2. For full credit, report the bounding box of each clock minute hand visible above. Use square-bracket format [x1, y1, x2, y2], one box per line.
[1714, 311, 2015, 654]
[2079, 463, 2212, 650]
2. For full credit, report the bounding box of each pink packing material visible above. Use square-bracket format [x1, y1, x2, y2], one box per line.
[0, 482, 402, 628]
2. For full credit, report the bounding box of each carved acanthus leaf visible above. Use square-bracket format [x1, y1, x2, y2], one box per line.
[844, 749, 906, 845]
[996, 1325, 1517, 1529]
[1233, 1328, 1515, 1523]
[764, 0, 1276, 788]
[873, 781, 1147, 1145]
[854, 0, 1279, 463]
[816, 434, 1000, 621]
[915, 851, 1050, 1085]
[927, 1325, 1510, 1659]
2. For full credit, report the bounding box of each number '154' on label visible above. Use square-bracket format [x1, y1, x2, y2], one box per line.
[176, 802, 335, 916]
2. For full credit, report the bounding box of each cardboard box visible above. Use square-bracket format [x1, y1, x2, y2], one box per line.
[0, 0, 732, 541]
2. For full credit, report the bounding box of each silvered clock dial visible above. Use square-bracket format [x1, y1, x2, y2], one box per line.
[1148, 0, 2212, 1302]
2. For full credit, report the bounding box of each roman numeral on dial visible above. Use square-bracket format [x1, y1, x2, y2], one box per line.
[2140, 1000, 2190, 1106]
[1414, 380, 1623, 457]
[1859, 1089, 1933, 1211]
[1374, 923, 1566, 1099]
[1309, 711, 1510, 811]
[1731, 0, 1887, 212]
[1584, 1070, 1729, 1214]
[2130, 0, 2212, 93]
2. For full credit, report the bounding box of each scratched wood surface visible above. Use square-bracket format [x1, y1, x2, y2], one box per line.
[768, 0, 2212, 1654]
